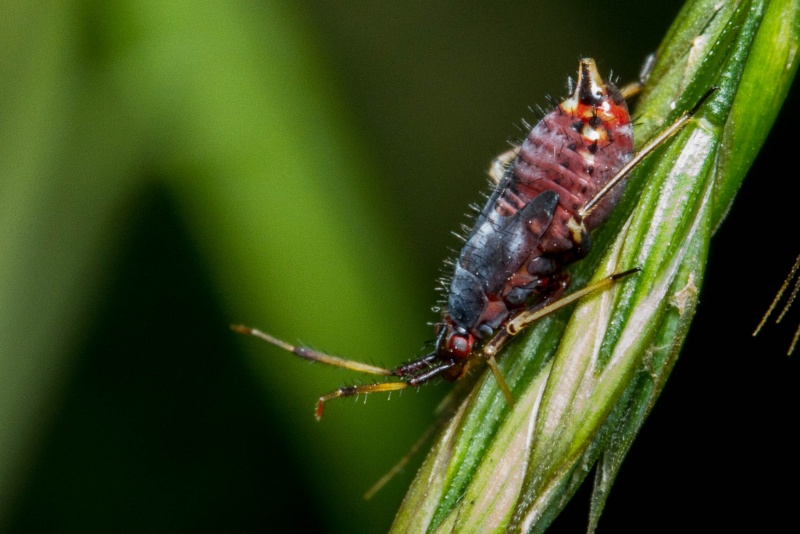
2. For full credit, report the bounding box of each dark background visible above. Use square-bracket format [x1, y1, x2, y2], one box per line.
[2, 1, 798, 532]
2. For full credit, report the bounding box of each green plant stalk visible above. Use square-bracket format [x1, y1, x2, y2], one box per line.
[391, 0, 799, 531]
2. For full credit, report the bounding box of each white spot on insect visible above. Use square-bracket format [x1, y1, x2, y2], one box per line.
[579, 150, 596, 165]
[583, 126, 601, 141]
[588, 78, 603, 99]
[561, 96, 579, 113]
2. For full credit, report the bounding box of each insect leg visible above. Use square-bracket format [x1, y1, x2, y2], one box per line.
[508, 268, 640, 335]
[363, 417, 439, 499]
[474, 273, 570, 406]
[482, 268, 640, 359]
[364, 377, 466, 499]
[315, 360, 458, 420]
[485, 354, 515, 406]
[475, 268, 638, 406]
[392, 352, 439, 376]
[578, 86, 717, 221]
[619, 52, 657, 100]
[231, 325, 394, 376]
[315, 381, 411, 421]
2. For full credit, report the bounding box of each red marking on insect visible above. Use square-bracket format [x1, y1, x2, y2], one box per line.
[233, 58, 715, 420]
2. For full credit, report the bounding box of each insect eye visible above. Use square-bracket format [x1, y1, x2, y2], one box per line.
[447, 333, 474, 358]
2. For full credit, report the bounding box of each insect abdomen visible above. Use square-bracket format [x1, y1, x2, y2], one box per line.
[446, 59, 633, 340]
[513, 86, 633, 255]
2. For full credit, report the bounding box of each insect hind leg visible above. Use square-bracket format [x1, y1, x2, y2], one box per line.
[578, 86, 717, 221]
[482, 268, 640, 359]
[478, 269, 639, 406]
[619, 52, 657, 100]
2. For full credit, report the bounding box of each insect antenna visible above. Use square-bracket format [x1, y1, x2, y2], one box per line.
[231, 325, 394, 376]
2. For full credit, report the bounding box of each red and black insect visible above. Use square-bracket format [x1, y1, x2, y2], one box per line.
[234, 58, 714, 419]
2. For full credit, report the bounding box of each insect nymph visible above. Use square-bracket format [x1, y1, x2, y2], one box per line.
[235, 58, 712, 419]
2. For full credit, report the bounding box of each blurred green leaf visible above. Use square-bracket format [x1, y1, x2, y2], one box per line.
[0, 0, 147, 511]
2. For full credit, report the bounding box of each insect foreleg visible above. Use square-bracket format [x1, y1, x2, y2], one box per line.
[315, 381, 411, 421]
[315, 360, 458, 420]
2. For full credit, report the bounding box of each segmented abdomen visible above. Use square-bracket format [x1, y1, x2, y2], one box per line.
[446, 62, 633, 339]
[512, 102, 633, 255]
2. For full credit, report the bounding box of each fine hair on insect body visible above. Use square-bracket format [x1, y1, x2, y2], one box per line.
[234, 58, 716, 420]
